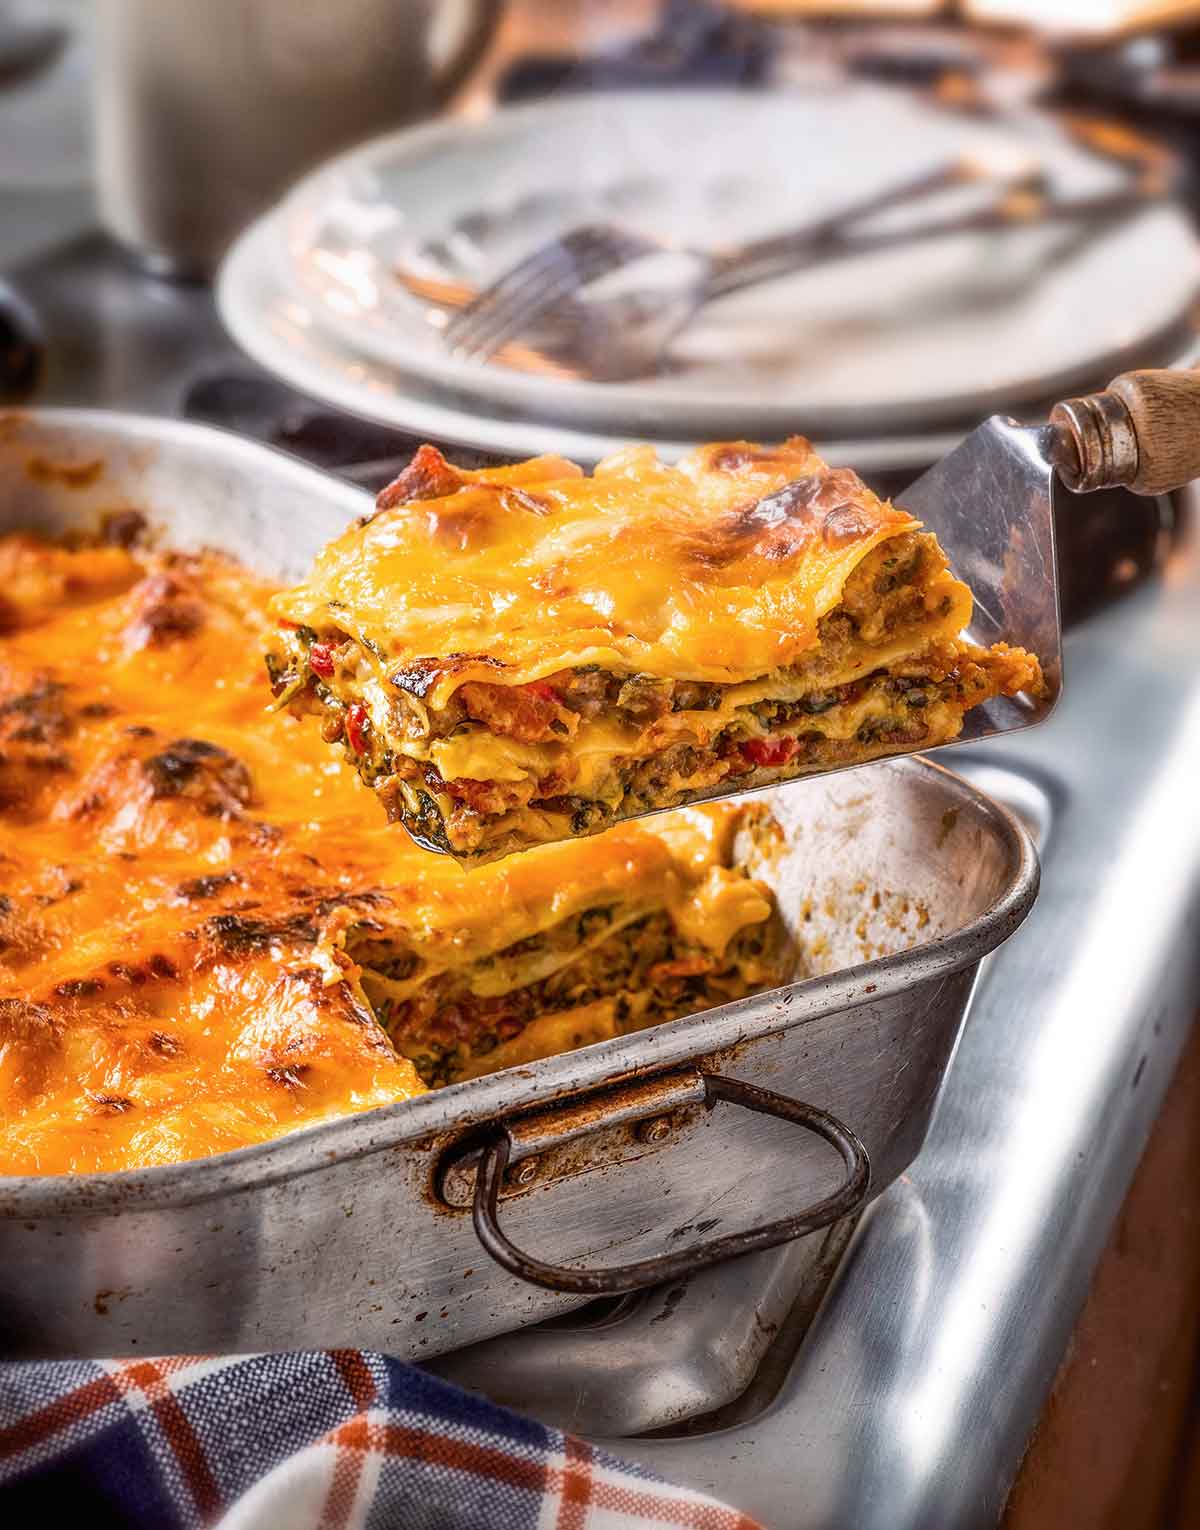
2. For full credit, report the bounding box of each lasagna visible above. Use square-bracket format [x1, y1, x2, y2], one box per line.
[0, 525, 782, 1175]
[269, 438, 1042, 863]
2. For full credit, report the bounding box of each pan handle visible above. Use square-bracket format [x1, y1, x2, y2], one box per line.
[466, 1074, 870, 1296]
[1051, 367, 1200, 497]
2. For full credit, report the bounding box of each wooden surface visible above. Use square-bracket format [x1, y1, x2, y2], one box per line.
[1109, 369, 1200, 497]
[1002, 1020, 1200, 1530]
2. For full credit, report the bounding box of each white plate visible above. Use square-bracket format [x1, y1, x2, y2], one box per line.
[218, 209, 969, 473]
[275, 87, 1200, 437]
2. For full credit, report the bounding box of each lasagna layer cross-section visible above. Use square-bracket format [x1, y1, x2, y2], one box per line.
[269, 438, 1042, 863]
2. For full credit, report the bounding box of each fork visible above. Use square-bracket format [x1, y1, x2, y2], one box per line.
[439, 166, 1173, 382]
[440, 154, 1043, 373]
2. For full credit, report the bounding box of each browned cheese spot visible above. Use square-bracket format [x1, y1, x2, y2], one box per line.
[374, 444, 468, 512]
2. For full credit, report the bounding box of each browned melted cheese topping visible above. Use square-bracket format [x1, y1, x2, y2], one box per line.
[271, 439, 917, 702]
[0, 531, 770, 1175]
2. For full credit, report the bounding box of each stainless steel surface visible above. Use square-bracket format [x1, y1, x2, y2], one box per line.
[0, 407, 1035, 1364]
[428, 1217, 858, 1437]
[897, 416, 1062, 706]
[609, 510, 1200, 1525]
[93, 0, 499, 274]
[0, 223, 285, 419]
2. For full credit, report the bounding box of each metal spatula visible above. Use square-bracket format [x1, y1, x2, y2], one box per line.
[896, 365, 1200, 745]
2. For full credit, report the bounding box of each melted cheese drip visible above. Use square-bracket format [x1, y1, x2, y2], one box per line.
[0, 536, 774, 1175]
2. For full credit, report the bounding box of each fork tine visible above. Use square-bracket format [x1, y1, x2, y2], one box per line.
[445, 232, 622, 360]
[449, 255, 626, 364]
[445, 225, 649, 363]
[443, 237, 584, 347]
[446, 258, 589, 360]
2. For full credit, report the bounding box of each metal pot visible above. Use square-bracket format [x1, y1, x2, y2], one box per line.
[93, 0, 502, 275]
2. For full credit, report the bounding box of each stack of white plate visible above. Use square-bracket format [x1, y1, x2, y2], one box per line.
[217, 85, 1200, 471]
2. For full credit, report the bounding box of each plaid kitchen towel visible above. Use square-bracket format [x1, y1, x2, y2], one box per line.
[0, 1350, 760, 1529]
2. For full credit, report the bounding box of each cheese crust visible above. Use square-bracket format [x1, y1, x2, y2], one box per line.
[0, 526, 781, 1176]
[270, 439, 1042, 861]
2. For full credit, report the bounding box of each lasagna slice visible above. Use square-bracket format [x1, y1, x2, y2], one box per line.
[268, 438, 1042, 863]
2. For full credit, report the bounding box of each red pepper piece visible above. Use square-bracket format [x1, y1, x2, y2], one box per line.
[308, 642, 335, 678]
[524, 681, 559, 703]
[742, 735, 798, 768]
[346, 703, 370, 756]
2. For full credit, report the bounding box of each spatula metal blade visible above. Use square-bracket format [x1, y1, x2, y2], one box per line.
[896, 415, 1062, 742]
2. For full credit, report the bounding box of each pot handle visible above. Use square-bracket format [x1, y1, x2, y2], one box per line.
[468, 1074, 870, 1297]
[1051, 368, 1200, 496]
[429, 0, 501, 106]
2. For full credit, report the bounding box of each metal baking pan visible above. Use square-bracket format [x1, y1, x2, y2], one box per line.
[0, 411, 1039, 1359]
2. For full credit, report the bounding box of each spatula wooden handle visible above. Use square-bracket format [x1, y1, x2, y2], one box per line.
[1050, 368, 1200, 496]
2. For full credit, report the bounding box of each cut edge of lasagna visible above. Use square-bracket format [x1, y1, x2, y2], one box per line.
[269, 438, 1043, 863]
[344, 806, 786, 1088]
